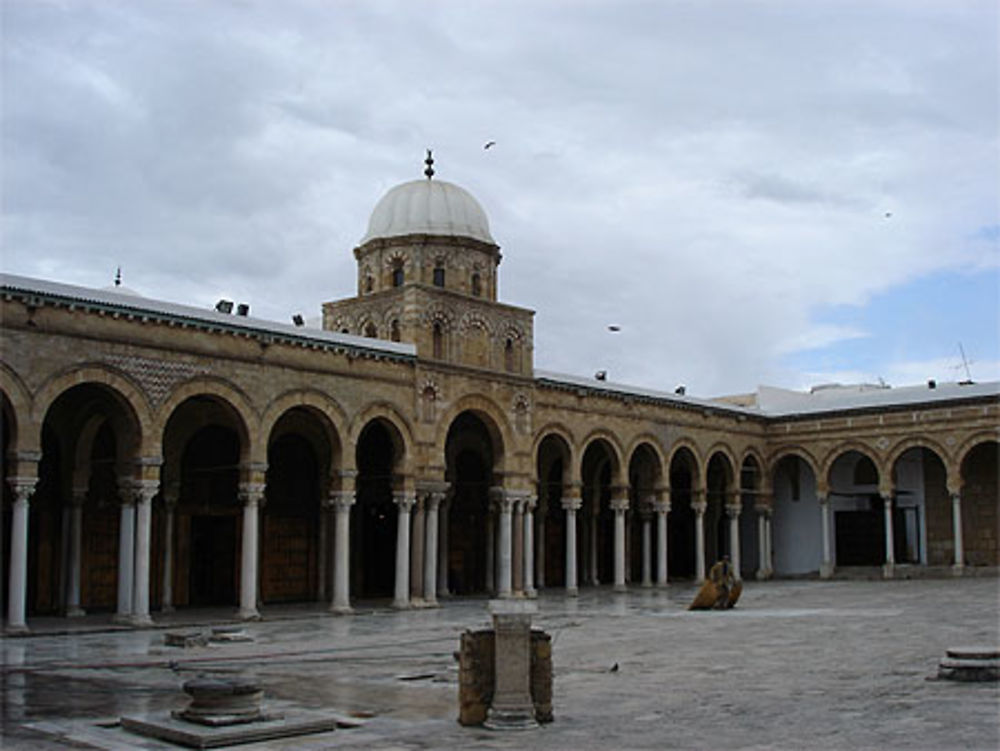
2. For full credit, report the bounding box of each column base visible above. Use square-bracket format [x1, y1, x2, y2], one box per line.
[4, 623, 30, 636]
[329, 603, 354, 615]
[237, 607, 261, 621]
[391, 598, 410, 610]
[129, 613, 154, 628]
[66, 606, 87, 618]
[484, 705, 539, 731]
[497, 590, 513, 599]
[524, 587, 537, 599]
[641, 581, 653, 588]
[112, 613, 133, 625]
[566, 587, 578, 597]
[819, 562, 834, 579]
[881, 563, 895, 580]
[951, 563, 965, 576]
[613, 584, 627, 593]
[420, 598, 440, 608]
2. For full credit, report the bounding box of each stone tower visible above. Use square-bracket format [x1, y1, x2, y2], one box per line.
[323, 155, 534, 375]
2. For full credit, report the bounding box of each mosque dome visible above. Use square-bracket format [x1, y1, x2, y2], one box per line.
[360, 178, 495, 246]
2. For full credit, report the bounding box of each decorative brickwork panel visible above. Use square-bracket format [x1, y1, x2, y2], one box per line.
[104, 354, 210, 406]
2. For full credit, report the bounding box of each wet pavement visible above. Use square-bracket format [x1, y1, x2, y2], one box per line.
[2, 577, 998, 750]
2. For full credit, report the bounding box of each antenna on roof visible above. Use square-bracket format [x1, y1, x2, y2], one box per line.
[114, 266, 122, 287]
[958, 342, 974, 383]
[424, 149, 434, 180]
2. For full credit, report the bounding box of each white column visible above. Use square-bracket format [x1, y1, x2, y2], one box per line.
[764, 508, 773, 578]
[588, 509, 599, 585]
[423, 491, 441, 607]
[6, 478, 34, 634]
[951, 492, 965, 572]
[512, 498, 524, 595]
[535, 504, 546, 589]
[437, 496, 450, 596]
[330, 491, 355, 613]
[485, 502, 496, 595]
[238, 483, 263, 620]
[882, 494, 895, 578]
[497, 492, 514, 598]
[161, 498, 176, 613]
[523, 498, 537, 598]
[726, 501, 742, 580]
[562, 495, 582, 596]
[392, 492, 415, 609]
[692, 499, 707, 581]
[655, 500, 670, 586]
[641, 512, 652, 587]
[66, 491, 86, 617]
[130, 480, 157, 626]
[611, 497, 628, 592]
[115, 489, 135, 622]
[409, 496, 425, 604]
[818, 494, 833, 579]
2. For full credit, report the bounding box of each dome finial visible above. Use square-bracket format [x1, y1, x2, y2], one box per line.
[424, 149, 435, 180]
[114, 266, 122, 287]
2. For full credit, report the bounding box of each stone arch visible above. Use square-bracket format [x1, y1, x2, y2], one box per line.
[739, 446, 767, 482]
[0, 362, 32, 453]
[625, 433, 668, 479]
[577, 429, 625, 486]
[155, 376, 257, 459]
[667, 438, 703, 487]
[702, 442, 738, 489]
[532, 422, 577, 471]
[820, 441, 883, 493]
[766, 446, 819, 487]
[957, 436, 999, 565]
[259, 388, 349, 471]
[435, 394, 512, 475]
[349, 401, 414, 471]
[956, 430, 1000, 475]
[32, 363, 154, 450]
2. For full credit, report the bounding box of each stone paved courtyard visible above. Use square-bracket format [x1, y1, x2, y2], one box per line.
[2, 576, 998, 750]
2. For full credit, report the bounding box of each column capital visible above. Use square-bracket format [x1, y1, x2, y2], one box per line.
[117, 479, 137, 507]
[653, 500, 671, 515]
[133, 479, 159, 504]
[238, 482, 266, 507]
[817, 492, 829, 506]
[325, 490, 356, 509]
[610, 497, 630, 513]
[522, 496, 537, 513]
[423, 490, 445, 511]
[561, 495, 582, 512]
[691, 500, 708, 515]
[393, 491, 416, 511]
[725, 503, 742, 518]
[8, 476, 36, 504]
[754, 504, 773, 517]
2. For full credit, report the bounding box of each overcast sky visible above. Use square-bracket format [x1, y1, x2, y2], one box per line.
[2, 0, 997, 397]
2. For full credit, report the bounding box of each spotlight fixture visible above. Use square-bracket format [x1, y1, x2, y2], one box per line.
[236, 303, 249, 316]
[215, 299, 233, 314]
[292, 314, 305, 326]
[595, 370, 607, 381]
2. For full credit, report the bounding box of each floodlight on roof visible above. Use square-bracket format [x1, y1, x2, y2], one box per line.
[215, 299, 233, 314]
[292, 314, 304, 326]
[236, 303, 250, 317]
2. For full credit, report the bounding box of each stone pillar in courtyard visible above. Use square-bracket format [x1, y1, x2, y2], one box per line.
[115, 480, 136, 622]
[512, 496, 525, 595]
[438, 492, 451, 596]
[881, 493, 895, 579]
[6, 474, 36, 634]
[692, 494, 707, 581]
[611, 496, 629, 592]
[393, 492, 415, 608]
[484, 599, 539, 730]
[818, 493, 833, 579]
[409, 494, 426, 605]
[726, 495, 742, 580]
[423, 490, 443, 607]
[562, 491, 582, 596]
[131, 476, 158, 626]
[655, 497, 670, 586]
[66, 488, 86, 617]
[523, 497, 537, 597]
[161, 483, 178, 613]
[330, 490, 355, 613]
[238, 482, 264, 620]
[493, 488, 514, 598]
[640, 498, 653, 588]
[950, 491, 965, 573]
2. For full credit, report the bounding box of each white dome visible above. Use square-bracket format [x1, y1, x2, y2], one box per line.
[360, 179, 495, 245]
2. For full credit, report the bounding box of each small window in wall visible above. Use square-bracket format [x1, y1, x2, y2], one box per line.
[433, 322, 444, 359]
[390, 319, 401, 342]
[392, 265, 404, 287]
[365, 275, 374, 293]
[364, 322, 377, 338]
[471, 273, 482, 297]
[433, 266, 445, 287]
[341, 328, 349, 334]
[504, 338, 515, 372]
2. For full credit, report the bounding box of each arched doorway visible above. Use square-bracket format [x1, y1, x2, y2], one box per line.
[739, 456, 763, 578]
[581, 440, 616, 586]
[628, 443, 662, 584]
[353, 420, 400, 598]
[706, 453, 734, 566]
[827, 450, 882, 567]
[668, 447, 697, 578]
[445, 411, 500, 595]
[891, 447, 948, 565]
[960, 441, 999, 565]
[537, 434, 571, 588]
[772, 454, 820, 574]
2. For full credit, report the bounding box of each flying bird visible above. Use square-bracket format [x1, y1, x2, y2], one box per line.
[484, 141, 496, 150]
[607, 325, 621, 332]
[884, 212, 892, 219]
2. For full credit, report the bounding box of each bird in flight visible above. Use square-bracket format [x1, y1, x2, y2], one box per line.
[484, 141, 496, 150]
[608, 325, 621, 332]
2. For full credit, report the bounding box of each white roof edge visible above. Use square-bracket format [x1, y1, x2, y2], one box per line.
[0, 273, 417, 358]
[535, 369, 1000, 418]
